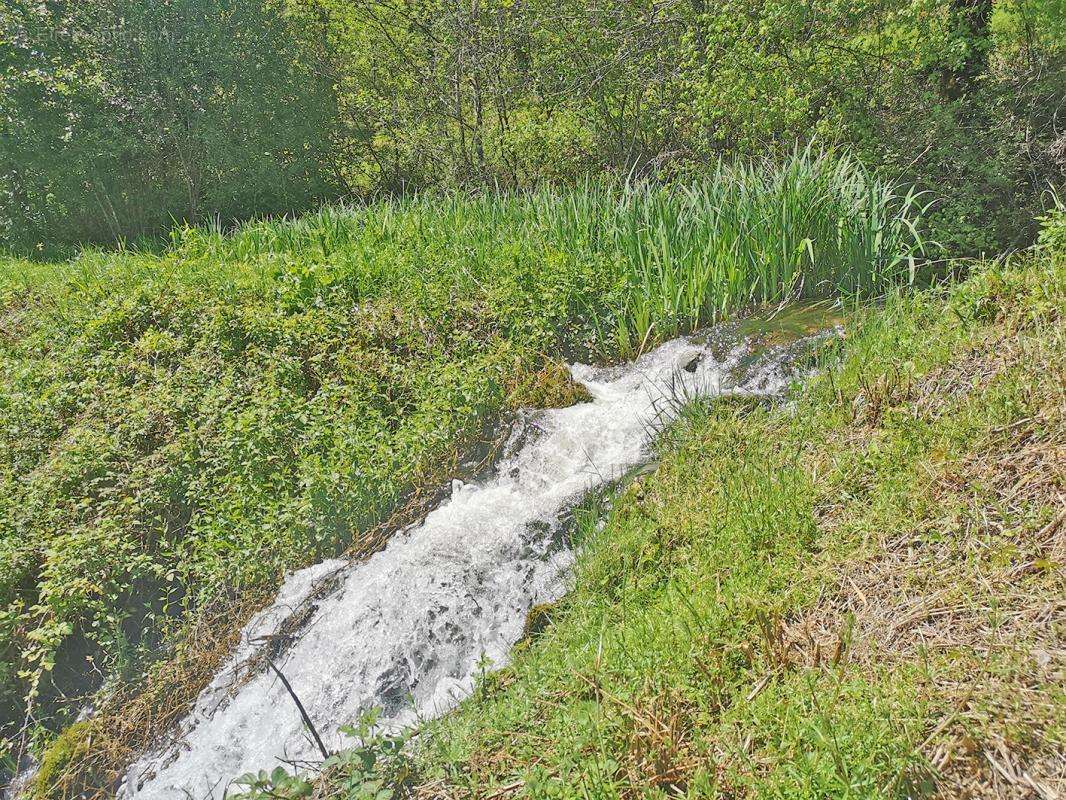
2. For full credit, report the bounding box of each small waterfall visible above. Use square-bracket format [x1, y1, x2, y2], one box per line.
[119, 329, 821, 799]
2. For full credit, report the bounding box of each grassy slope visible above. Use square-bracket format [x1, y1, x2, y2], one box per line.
[333, 230, 1065, 798]
[0, 204, 594, 784]
[0, 153, 928, 792]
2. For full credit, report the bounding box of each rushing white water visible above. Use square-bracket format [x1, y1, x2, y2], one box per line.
[119, 330, 813, 800]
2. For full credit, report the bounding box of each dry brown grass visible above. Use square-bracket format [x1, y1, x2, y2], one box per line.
[782, 330, 1065, 799]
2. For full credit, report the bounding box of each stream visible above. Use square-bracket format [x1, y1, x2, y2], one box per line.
[118, 315, 836, 799]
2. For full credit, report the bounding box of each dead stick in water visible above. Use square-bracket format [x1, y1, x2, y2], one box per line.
[266, 657, 330, 760]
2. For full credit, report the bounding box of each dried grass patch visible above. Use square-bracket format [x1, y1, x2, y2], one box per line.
[784, 363, 1065, 798]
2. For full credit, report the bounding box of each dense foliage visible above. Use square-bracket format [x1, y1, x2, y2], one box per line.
[0, 152, 926, 776]
[0, 0, 337, 252]
[0, 0, 1061, 793]
[1, 0, 1062, 255]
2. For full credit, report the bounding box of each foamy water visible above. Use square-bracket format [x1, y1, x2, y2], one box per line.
[119, 330, 811, 799]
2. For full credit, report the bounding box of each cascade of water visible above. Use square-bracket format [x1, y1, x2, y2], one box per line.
[119, 329, 819, 800]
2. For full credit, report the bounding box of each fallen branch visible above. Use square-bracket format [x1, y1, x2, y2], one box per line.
[266, 657, 330, 761]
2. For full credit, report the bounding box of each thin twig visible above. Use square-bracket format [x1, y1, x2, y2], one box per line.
[266, 658, 330, 760]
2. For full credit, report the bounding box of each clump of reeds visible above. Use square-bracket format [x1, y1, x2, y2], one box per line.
[5, 146, 929, 359]
[531, 146, 931, 355]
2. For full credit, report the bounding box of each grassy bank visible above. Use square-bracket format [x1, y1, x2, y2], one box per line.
[263, 215, 1065, 798]
[0, 150, 927, 788]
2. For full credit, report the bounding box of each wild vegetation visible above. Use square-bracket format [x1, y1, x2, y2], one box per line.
[237, 199, 1063, 800]
[0, 151, 928, 788]
[1, 0, 1062, 256]
[0, 0, 1062, 796]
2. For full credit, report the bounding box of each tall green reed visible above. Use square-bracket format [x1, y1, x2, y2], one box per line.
[536, 147, 931, 356]
[5, 146, 930, 358]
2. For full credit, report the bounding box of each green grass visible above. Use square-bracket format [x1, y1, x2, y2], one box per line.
[0, 148, 928, 775]
[3, 146, 928, 357]
[289, 223, 1061, 799]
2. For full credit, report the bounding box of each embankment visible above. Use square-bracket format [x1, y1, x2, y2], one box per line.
[306, 219, 1064, 798]
[0, 151, 927, 800]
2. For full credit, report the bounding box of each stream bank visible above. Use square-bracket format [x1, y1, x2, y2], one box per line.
[114, 308, 839, 799]
[385, 243, 1064, 800]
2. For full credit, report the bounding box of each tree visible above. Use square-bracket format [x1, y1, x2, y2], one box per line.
[0, 0, 340, 253]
